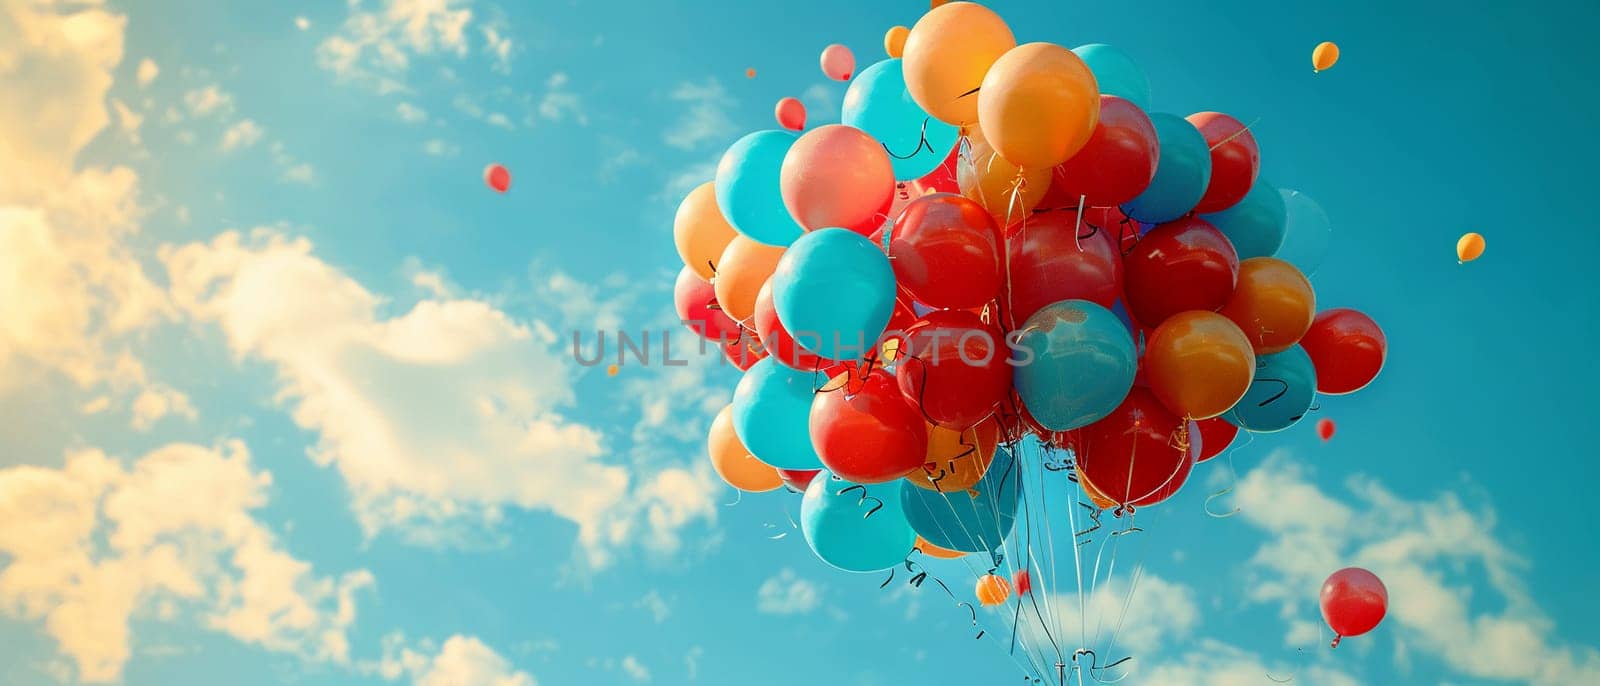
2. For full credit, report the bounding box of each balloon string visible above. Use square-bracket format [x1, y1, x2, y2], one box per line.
[884, 117, 938, 160]
[1208, 117, 1263, 151]
[1204, 431, 1255, 518]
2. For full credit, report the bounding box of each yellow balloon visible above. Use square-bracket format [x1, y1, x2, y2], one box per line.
[713, 236, 785, 324]
[902, 2, 1015, 127]
[884, 26, 909, 59]
[1312, 41, 1340, 72]
[708, 405, 784, 492]
[977, 43, 1100, 169]
[674, 182, 738, 281]
[958, 126, 1050, 227]
[1457, 232, 1485, 263]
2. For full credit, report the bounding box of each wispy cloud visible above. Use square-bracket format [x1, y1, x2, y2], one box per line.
[664, 79, 736, 151]
[136, 58, 159, 87]
[183, 85, 234, 118]
[396, 102, 429, 124]
[220, 118, 264, 151]
[756, 569, 821, 615]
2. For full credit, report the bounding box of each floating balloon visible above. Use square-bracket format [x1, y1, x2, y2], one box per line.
[607, 364, 619, 376]
[781, 125, 895, 233]
[802, 471, 916, 572]
[674, 266, 741, 342]
[1457, 232, 1485, 263]
[1012, 300, 1137, 431]
[820, 43, 855, 81]
[1144, 311, 1256, 420]
[1014, 569, 1032, 595]
[958, 127, 1050, 226]
[842, 58, 962, 181]
[753, 278, 829, 371]
[1123, 217, 1240, 327]
[1201, 176, 1286, 260]
[977, 42, 1101, 169]
[884, 26, 909, 58]
[1051, 95, 1159, 207]
[887, 193, 1002, 310]
[1276, 189, 1332, 276]
[1223, 345, 1316, 433]
[1220, 257, 1316, 354]
[674, 182, 739, 280]
[976, 574, 1011, 606]
[483, 163, 510, 192]
[1300, 308, 1386, 395]
[1321, 567, 1387, 647]
[901, 445, 1020, 552]
[772, 228, 896, 361]
[1312, 42, 1340, 73]
[731, 358, 823, 470]
[716, 130, 806, 246]
[916, 535, 966, 559]
[780, 469, 822, 493]
[895, 309, 1012, 429]
[775, 97, 806, 131]
[1076, 467, 1118, 509]
[746, 67, 757, 79]
[1071, 44, 1150, 111]
[1122, 113, 1212, 224]
[1194, 417, 1239, 462]
[1188, 112, 1259, 213]
[714, 236, 786, 324]
[1074, 387, 1196, 506]
[902, 1, 1015, 126]
[908, 418, 1000, 493]
[811, 368, 928, 483]
[1317, 417, 1336, 442]
[709, 405, 784, 492]
[1003, 208, 1124, 324]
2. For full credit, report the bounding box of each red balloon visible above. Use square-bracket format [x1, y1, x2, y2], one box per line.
[1300, 308, 1386, 395]
[1051, 96, 1160, 207]
[1316, 417, 1336, 442]
[1320, 567, 1388, 646]
[674, 267, 741, 342]
[1194, 417, 1238, 463]
[778, 468, 821, 492]
[888, 194, 1003, 310]
[895, 310, 1012, 429]
[775, 97, 806, 131]
[1188, 112, 1260, 214]
[753, 278, 830, 371]
[1123, 217, 1240, 327]
[811, 368, 928, 483]
[1073, 387, 1196, 507]
[1014, 569, 1032, 595]
[1003, 208, 1123, 326]
[484, 163, 510, 193]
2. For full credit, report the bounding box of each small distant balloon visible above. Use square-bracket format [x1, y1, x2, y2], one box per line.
[775, 97, 806, 131]
[1317, 417, 1335, 441]
[1456, 232, 1485, 263]
[884, 26, 909, 58]
[483, 163, 510, 193]
[976, 574, 1011, 606]
[1013, 569, 1032, 595]
[1321, 567, 1387, 647]
[607, 364, 619, 376]
[820, 43, 855, 81]
[1312, 42, 1340, 72]
[746, 67, 757, 79]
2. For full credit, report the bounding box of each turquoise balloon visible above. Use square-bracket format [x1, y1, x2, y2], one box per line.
[1122, 113, 1212, 224]
[714, 130, 805, 247]
[900, 446, 1019, 553]
[1223, 345, 1317, 433]
[841, 58, 960, 181]
[1072, 44, 1151, 111]
[802, 470, 916, 572]
[731, 357, 822, 470]
[1202, 177, 1287, 260]
[772, 228, 895, 361]
[1012, 300, 1137, 431]
[1276, 189, 1333, 276]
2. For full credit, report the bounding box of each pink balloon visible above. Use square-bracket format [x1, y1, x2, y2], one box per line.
[484, 163, 510, 193]
[820, 43, 855, 81]
[780, 124, 895, 234]
[1320, 567, 1388, 647]
[775, 97, 806, 131]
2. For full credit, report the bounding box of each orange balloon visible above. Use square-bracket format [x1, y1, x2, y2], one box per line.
[1145, 311, 1256, 419]
[606, 364, 619, 376]
[916, 535, 966, 559]
[976, 574, 1011, 606]
[713, 236, 785, 324]
[884, 26, 909, 58]
[674, 182, 739, 281]
[746, 67, 757, 79]
[902, 2, 1016, 127]
[1220, 257, 1316, 354]
[1077, 468, 1117, 510]
[906, 418, 1000, 493]
[977, 43, 1100, 169]
[709, 405, 784, 492]
[958, 127, 1050, 227]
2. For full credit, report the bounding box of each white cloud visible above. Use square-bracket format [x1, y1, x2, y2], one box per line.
[111, 99, 142, 143]
[317, 0, 475, 91]
[757, 569, 821, 615]
[396, 102, 428, 124]
[537, 72, 584, 125]
[183, 85, 234, 118]
[486, 112, 513, 129]
[282, 163, 317, 184]
[294, 16, 310, 31]
[136, 58, 159, 86]
[664, 79, 735, 150]
[1139, 639, 1360, 686]
[620, 655, 651, 682]
[636, 590, 670, 624]
[220, 118, 264, 151]
[129, 383, 197, 430]
[684, 646, 703, 680]
[482, 21, 513, 73]
[800, 82, 838, 125]
[421, 138, 459, 157]
[376, 634, 536, 686]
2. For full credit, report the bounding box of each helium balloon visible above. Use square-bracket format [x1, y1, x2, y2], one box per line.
[746, 67, 757, 79]
[731, 357, 823, 470]
[1123, 217, 1240, 327]
[1012, 300, 1138, 431]
[1276, 189, 1332, 276]
[483, 163, 510, 192]
[820, 43, 855, 81]
[781, 125, 895, 233]
[775, 97, 806, 131]
[714, 236, 786, 324]
[1221, 257, 1316, 354]
[1194, 417, 1238, 462]
[1144, 311, 1256, 419]
[977, 42, 1100, 169]
[884, 26, 909, 58]
[802, 471, 916, 572]
[842, 58, 961, 181]
[1122, 113, 1212, 224]
[908, 418, 1000, 492]
[716, 130, 806, 246]
[976, 574, 1011, 606]
[1300, 308, 1386, 395]
[772, 228, 896, 361]
[1312, 42, 1341, 73]
[1201, 176, 1287, 260]
[1317, 418, 1336, 442]
[1014, 569, 1032, 595]
[811, 368, 928, 483]
[607, 364, 619, 376]
[753, 278, 829, 371]
[1003, 208, 1124, 325]
[674, 266, 741, 342]
[902, 1, 1015, 126]
[895, 309, 1012, 428]
[887, 193, 1002, 309]
[1188, 112, 1260, 213]
[1222, 345, 1316, 433]
[779, 468, 821, 492]
[1071, 44, 1150, 111]
[1320, 567, 1387, 647]
[901, 445, 1019, 552]
[1074, 387, 1196, 505]
[958, 127, 1050, 226]
[916, 535, 966, 559]
[709, 405, 784, 492]
[1457, 232, 1485, 263]
[1077, 468, 1118, 509]
[1051, 95, 1159, 207]
[674, 181, 739, 280]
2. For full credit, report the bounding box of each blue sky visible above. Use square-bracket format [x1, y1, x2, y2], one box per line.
[1, 0, 1597, 684]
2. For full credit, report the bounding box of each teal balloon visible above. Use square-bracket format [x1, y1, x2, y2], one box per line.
[841, 58, 960, 181]
[802, 471, 916, 572]
[1073, 44, 1151, 111]
[1122, 113, 1212, 224]
[900, 446, 1020, 553]
[1223, 345, 1317, 433]
[772, 228, 895, 361]
[715, 130, 805, 246]
[731, 357, 822, 470]
[1012, 300, 1137, 431]
[1276, 189, 1332, 276]
[1202, 177, 1287, 259]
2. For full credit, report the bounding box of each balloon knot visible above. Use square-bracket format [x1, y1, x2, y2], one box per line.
[1329, 635, 1341, 649]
